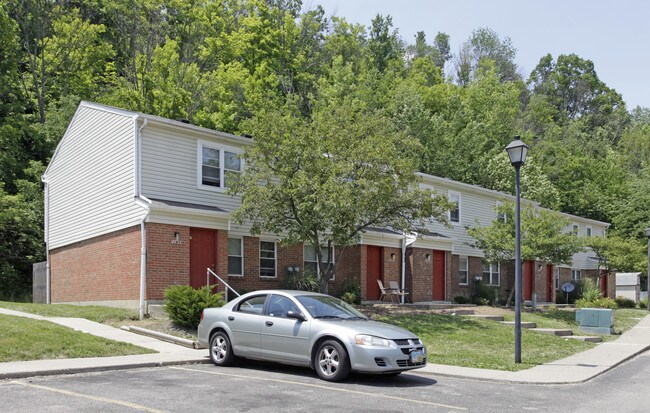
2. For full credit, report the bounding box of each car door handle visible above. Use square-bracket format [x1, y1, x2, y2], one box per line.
[265, 321, 273, 327]
[228, 316, 235, 321]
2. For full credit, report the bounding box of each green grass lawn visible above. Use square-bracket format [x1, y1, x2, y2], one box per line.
[0, 301, 138, 323]
[376, 308, 648, 372]
[0, 314, 155, 362]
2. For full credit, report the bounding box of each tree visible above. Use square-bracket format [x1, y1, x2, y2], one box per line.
[230, 100, 450, 293]
[468, 202, 583, 266]
[366, 14, 402, 73]
[454, 27, 519, 85]
[586, 235, 646, 275]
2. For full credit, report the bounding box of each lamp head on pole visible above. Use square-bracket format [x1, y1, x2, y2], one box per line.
[645, 226, 650, 239]
[505, 136, 529, 168]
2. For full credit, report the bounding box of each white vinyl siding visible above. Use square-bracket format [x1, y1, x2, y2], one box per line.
[140, 125, 248, 213]
[45, 104, 144, 249]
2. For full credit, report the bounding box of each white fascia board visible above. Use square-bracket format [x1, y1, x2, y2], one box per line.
[148, 205, 230, 230]
[359, 232, 403, 248]
[411, 236, 454, 252]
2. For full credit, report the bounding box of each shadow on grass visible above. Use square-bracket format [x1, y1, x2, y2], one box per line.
[535, 310, 578, 325]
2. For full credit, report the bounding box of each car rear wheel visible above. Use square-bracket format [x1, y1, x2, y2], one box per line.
[210, 331, 235, 366]
[315, 340, 350, 382]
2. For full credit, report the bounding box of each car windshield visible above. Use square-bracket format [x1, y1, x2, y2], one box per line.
[296, 295, 367, 320]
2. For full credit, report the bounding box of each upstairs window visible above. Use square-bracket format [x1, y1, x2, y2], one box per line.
[571, 223, 579, 235]
[586, 226, 592, 237]
[198, 141, 242, 190]
[448, 191, 461, 223]
[496, 201, 507, 223]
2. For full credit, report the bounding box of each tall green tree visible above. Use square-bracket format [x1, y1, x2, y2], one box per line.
[230, 99, 450, 293]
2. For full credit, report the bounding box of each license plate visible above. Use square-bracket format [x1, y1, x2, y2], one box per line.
[410, 350, 424, 363]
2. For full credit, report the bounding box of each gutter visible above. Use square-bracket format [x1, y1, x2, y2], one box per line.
[135, 118, 150, 320]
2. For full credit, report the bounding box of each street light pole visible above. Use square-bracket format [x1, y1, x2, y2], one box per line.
[645, 226, 650, 312]
[506, 136, 529, 364]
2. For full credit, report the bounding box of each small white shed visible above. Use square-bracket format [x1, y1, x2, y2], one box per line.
[615, 272, 641, 303]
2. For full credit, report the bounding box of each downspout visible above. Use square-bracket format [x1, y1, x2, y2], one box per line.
[401, 233, 417, 304]
[42, 175, 50, 304]
[135, 118, 150, 320]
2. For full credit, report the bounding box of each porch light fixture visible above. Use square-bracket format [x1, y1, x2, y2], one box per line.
[390, 253, 396, 262]
[505, 135, 528, 364]
[172, 232, 181, 244]
[425, 253, 431, 263]
[645, 226, 650, 311]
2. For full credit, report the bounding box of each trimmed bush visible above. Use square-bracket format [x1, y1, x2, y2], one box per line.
[280, 270, 319, 292]
[640, 298, 648, 309]
[615, 296, 636, 309]
[453, 295, 470, 304]
[575, 297, 618, 309]
[164, 285, 224, 328]
[341, 292, 357, 304]
[338, 278, 361, 304]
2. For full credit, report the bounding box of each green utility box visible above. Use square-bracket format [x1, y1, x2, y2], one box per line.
[575, 308, 615, 335]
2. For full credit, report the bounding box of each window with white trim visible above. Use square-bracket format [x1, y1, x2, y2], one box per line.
[459, 256, 468, 285]
[449, 191, 461, 223]
[228, 238, 243, 276]
[586, 226, 592, 237]
[571, 223, 579, 235]
[303, 244, 335, 279]
[198, 141, 242, 190]
[260, 241, 277, 278]
[482, 262, 500, 286]
[496, 201, 507, 223]
[571, 269, 581, 281]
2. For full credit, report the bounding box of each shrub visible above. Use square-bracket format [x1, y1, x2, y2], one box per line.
[338, 278, 361, 304]
[640, 298, 648, 309]
[575, 297, 618, 309]
[615, 296, 637, 309]
[473, 283, 498, 306]
[341, 292, 357, 304]
[579, 278, 602, 302]
[280, 270, 319, 292]
[164, 285, 225, 328]
[453, 295, 470, 304]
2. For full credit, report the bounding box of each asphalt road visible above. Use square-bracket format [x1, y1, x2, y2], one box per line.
[2, 350, 649, 413]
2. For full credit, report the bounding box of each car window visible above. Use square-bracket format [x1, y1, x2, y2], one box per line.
[236, 295, 267, 315]
[297, 295, 367, 319]
[267, 294, 300, 318]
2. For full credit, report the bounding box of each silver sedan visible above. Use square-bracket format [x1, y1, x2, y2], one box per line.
[197, 290, 427, 381]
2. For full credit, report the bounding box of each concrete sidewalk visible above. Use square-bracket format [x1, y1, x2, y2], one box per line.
[1, 308, 649, 384]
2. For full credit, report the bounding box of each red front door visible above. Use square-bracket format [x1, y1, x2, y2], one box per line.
[432, 250, 445, 301]
[366, 246, 383, 300]
[523, 261, 533, 301]
[600, 271, 608, 297]
[546, 264, 553, 302]
[189, 228, 218, 289]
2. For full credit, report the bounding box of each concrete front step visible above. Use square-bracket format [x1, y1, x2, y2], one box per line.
[530, 328, 573, 336]
[565, 335, 603, 343]
[500, 321, 537, 329]
[467, 314, 505, 321]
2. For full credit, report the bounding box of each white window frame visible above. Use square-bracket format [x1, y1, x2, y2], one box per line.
[259, 240, 277, 278]
[197, 140, 243, 192]
[555, 267, 560, 289]
[571, 223, 579, 235]
[448, 191, 461, 224]
[459, 256, 468, 285]
[482, 262, 500, 286]
[586, 226, 592, 237]
[303, 244, 335, 280]
[571, 269, 582, 281]
[495, 201, 507, 223]
[227, 238, 244, 277]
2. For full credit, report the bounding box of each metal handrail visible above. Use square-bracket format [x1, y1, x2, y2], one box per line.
[207, 268, 240, 301]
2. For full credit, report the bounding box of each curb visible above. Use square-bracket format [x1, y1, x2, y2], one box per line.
[122, 326, 202, 349]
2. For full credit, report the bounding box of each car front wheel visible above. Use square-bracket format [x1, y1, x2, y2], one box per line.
[209, 331, 235, 366]
[315, 340, 350, 382]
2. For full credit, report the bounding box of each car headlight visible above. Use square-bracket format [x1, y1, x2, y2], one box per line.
[354, 334, 391, 347]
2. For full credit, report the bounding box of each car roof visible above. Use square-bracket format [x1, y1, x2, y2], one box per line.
[240, 290, 327, 298]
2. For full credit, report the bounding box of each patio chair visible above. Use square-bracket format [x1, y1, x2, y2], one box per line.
[388, 280, 410, 303]
[377, 279, 397, 302]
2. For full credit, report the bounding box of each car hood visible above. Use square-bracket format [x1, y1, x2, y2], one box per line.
[317, 319, 418, 340]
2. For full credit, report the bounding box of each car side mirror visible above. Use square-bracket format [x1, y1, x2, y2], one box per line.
[286, 310, 306, 322]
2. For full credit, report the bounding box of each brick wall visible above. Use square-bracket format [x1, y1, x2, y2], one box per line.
[146, 223, 190, 300]
[406, 248, 433, 302]
[50, 225, 141, 303]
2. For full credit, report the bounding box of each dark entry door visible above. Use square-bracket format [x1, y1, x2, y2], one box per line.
[523, 261, 533, 301]
[432, 250, 445, 301]
[366, 246, 383, 300]
[546, 264, 553, 302]
[190, 228, 218, 288]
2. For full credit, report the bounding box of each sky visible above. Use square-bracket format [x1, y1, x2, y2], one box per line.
[304, 0, 650, 110]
